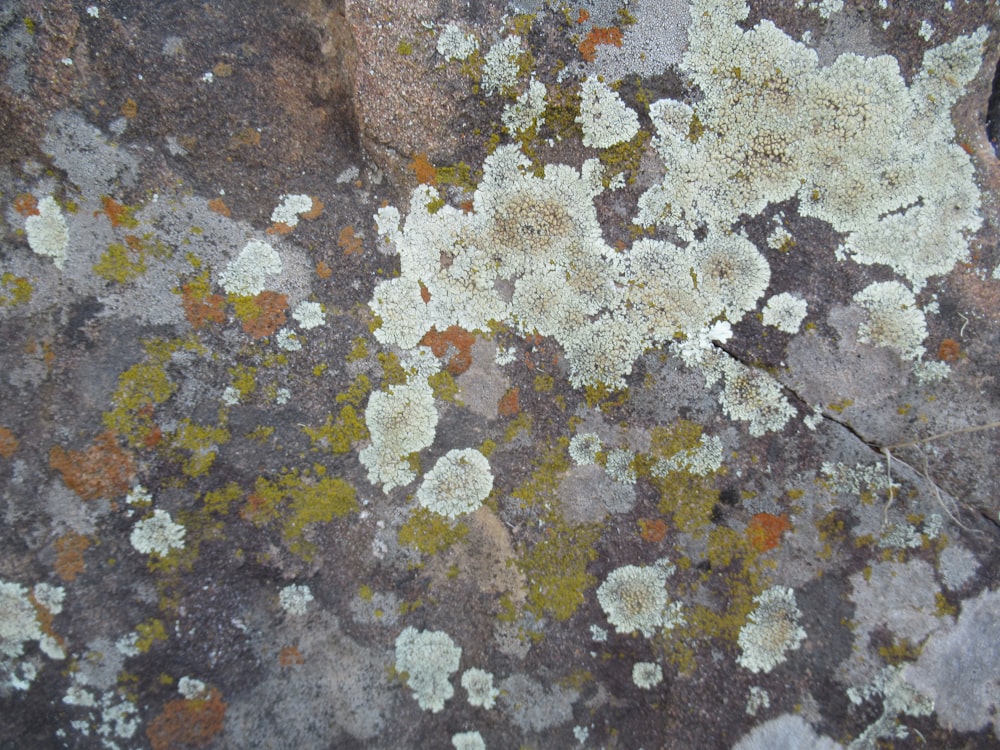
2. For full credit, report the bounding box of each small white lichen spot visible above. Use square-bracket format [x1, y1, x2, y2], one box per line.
[919, 19, 935, 40]
[576, 76, 640, 149]
[278, 584, 313, 616]
[86, 5, 99, 17]
[219, 240, 281, 296]
[437, 23, 478, 61]
[574, 725, 590, 744]
[461, 667, 499, 709]
[597, 561, 681, 637]
[568, 432, 602, 465]
[605, 448, 637, 484]
[416, 448, 494, 518]
[25, 196, 69, 268]
[270, 194, 314, 227]
[177, 676, 207, 699]
[394, 627, 462, 713]
[129, 510, 186, 556]
[632, 661, 664, 689]
[360, 380, 439, 491]
[451, 731, 486, 750]
[762, 292, 808, 333]
[292, 300, 325, 329]
[853, 281, 927, 360]
[32, 583, 65, 615]
[126, 485, 152, 506]
[0, 580, 43, 660]
[276, 328, 302, 352]
[221, 386, 241, 406]
[746, 685, 771, 716]
[737, 586, 806, 674]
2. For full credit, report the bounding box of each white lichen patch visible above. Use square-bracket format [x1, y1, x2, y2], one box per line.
[638, 0, 986, 289]
[359, 380, 438, 491]
[762, 292, 808, 333]
[569, 432, 602, 465]
[597, 559, 683, 637]
[452, 731, 486, 750]
[709, 353, 795, 436]
[1, 580, 43, 665]
[482, 36, 522, 95]
[737, 586, 806, 674]
[292, 300, 325, 329]
[437, 23, 478, 61]
[415, 448, 494, 518]
[394, 627, 462, 713]
[853, 281, 927, 360]
[632, 661, 663, 689]
[652, 433, 724, 477]
[25, 196, 69, 268]
[502, 77, 547, 134]
[270, 194, 315, 227]
[461, 667, 499, 709]
[129, 510, 185, 556]
[576, 76, 640, 148]
[218, 240, 282, 296]
[278, 584, 313, 616]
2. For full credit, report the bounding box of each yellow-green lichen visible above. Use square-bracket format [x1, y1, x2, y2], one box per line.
[171, 419, 230, 477]
[135, 618, 168, 653]
[428, 370, 460, 402]
[398, 507, 469, 557]
[0, 273, 32, 306]
[248, 466, 358, 559]
[515, 514, 600, 621]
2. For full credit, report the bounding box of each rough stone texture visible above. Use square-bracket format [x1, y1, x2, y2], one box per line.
[2, 1, 1000, 748]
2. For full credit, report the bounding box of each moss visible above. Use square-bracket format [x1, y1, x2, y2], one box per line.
[346, 336, 370, 363]
[378, 352, 408, 388]
[247, 467, 357, 559]
[0, 273, 32, 306]
[202, 482, 242, 516]
[428, 370, 460, 402]
[398, 507, 469, 556]
[397, 40, 414, 55]
[533, 373, 554, 392]
[93, 234, 171, 284]
[515, 515, 600, 621]
[135, 618, 168, 653]
[171, 419, 230, 477]
[598, 130, 651, 185]
[504, 412, 533, 442]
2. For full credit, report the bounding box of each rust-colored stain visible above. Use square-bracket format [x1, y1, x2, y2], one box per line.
[0, 426, 18, 458]
[207, 197, 231, 217]
[13, 193, 39, 217]
[54, 532, 90, 582]
[498, 387, 520, 416]
[639, 517, 669, 543]
[279, 645, 305, 666]
[937, 338, 961, 362]
[338, 225, 364, 256]
[420, 325, 476, 375]
[49, 432, 136, 502]
[146, 689, 227, 750]
[241, 291, 288, 340]
[578, 27, 623, 62]
[746, 512, 792, 552]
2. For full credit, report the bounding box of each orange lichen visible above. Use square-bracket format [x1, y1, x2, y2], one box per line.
[240, 291, 287, 339]
[498, 387, 520, 416]
[207, 198, 231, 217]
[746, 512, 792, 552]
[577, 8, 590, 23]
[13, 193, 39, 217]
[420, 325, 476, 375]
[578, 27, 623, 62]
[0, 426, 18, 458]
[49, 432, 136, 501]
[229, 127, 261, 148]
[181, 284, 226, 330]
[937, 338, 961, 362]
[301, 197, 324, 220]
[120, 98, 138, 119]
[419, 282, 431, 304]
[338, 225, 364, 256]
[54, 532, 90, 581]
[146, 688, 227, 750]
[408, 153, 437, 185]
[266, 221, 295, 235]
[638, 517, 669, 543]
[98, 196, 137, 228]
[279, 645, 305, 666]
[316, 260, 333, 279]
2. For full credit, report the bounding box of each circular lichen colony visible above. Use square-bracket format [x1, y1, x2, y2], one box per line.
[596, 561, 680, 637]
[415, 448, 494, 519]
